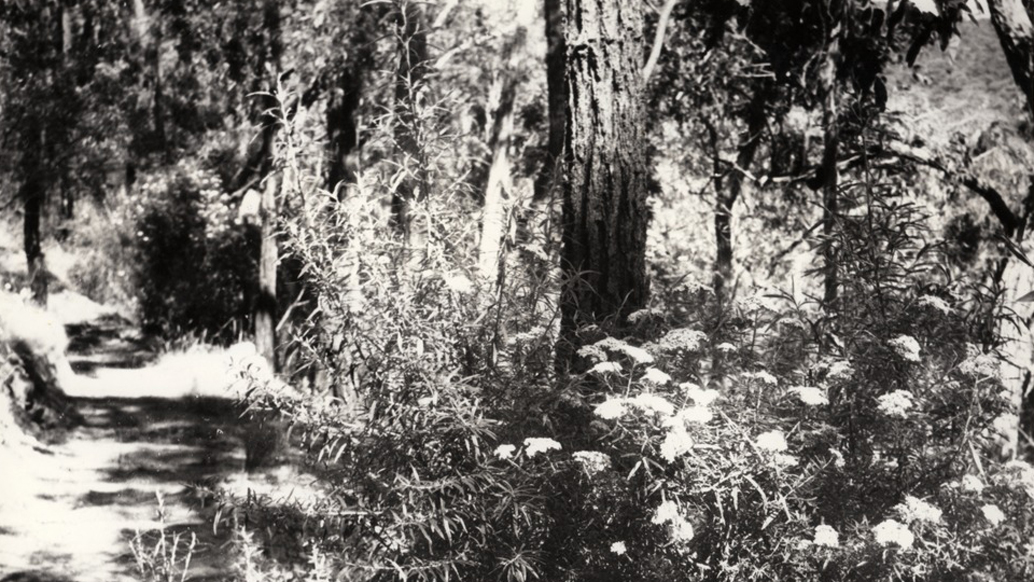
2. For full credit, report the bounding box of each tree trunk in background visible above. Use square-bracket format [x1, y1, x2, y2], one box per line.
[988, 0, 1034, 118]
[327, 68, 363, 200]
[820, 34, 841, 307]
[255, 170, 280, 368]
[713, 89, 768, 307]
[21, 142, 47, 307]
[131, 0, 164, 158]
[535, 0, 567, 203]
[478, 29, 525, 281]
[391, 0, 429, 252]
[559, 0, 649, 365]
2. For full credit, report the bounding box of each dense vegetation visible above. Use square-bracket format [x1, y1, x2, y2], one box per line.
[3, 0, 1034, 581]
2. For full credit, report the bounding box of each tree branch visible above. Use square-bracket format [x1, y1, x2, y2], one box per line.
[642, 0, 678, 81]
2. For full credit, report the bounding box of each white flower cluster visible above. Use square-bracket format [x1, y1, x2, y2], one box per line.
[1000, 459, 1034, 499]
[572, 450, 611, 474]
[876, 390, 915, 419]
[958, 345, 999, 380]
[609, 541, 627, 555]
[626, 307, 663, 324]
[888, 335, 922, 363]
[872, 519, 914, 549]
[589, 337, 656, 364]
[652, 500, 694, 542]
[755, 430, 787, 452]
[494, 438, 563, 460]
[981, 504, 1006, 526]
[655, 328, 708, 353]
[790, 385, 829, 406]
[812, 524, 839, 548]
[895, 495, 942, 524]
[681, 383, 720, 406]
[641, 367, 672, 385]
[590, 361, 623, 374]
[960, 474, 985, 494]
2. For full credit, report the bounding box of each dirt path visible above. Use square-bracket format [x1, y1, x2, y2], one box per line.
[0, 322, 249, 582]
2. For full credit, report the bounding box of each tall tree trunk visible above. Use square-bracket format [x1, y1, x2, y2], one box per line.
[478, 29, 525, 281]
[327, 69, 363, 200]
[534, 0, 567, 203]
[714, 89, 768, 307]
[559, 0, 649, 365]
[391, 0, 429, 252]
[21, 147, 47, 308]
[253, 0, 282, 370]
[988, 0, 1034, 118]
[820, 34, 841, 307]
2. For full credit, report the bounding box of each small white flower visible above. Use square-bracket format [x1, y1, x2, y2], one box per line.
[682, 384, 720, 406]
[675, 406, 713, 424]
[494, 444, 516, 460]
[651, 500, 680, 525]
[656, 328, 708, 353]
[872, 519, 914, 549]
[524, 437, 561, 457]
[659, 428, 694, 462]
[620, 345, 655, 364]
[590, 361, 623, 374]
[961, 475, 985, 494]
[626, 308, 662, 323]
[993, 413, 1018, 438]
[641, 367, 672, 385]
[633, 393, 675, 416]
[716, 342, 736, 353]
[791, 386, 829, 406]
[572, 451, 611, 474]
[756, 430, 788, 452]
[671, 517, 695, 542]
[981, 504, 1006, 526]
[813, 524, 840, 548]
[609, 541, 627, 555]
[888, 335, 922, 363]
[896, 495, 942, 524]
[774, 453, 799, 467]
[877, 390, 915, 419]
[594, 397, 628, 420]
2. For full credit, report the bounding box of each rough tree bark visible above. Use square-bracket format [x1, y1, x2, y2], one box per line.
[390, 0, 430, 252]
[21, 140, 47, 307]
[988, 0, 1034, 118]
[534, 0, 567, 203]
[559, 0, 649, 364]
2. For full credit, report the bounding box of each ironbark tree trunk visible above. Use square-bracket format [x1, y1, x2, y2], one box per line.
[988, 0, 1034, 118]
[559, 0, 649, 364]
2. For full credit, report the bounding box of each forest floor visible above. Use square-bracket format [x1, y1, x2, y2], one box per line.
[0, 315, 267, 582]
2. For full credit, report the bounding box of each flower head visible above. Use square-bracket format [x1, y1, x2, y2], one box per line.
[682, 384, 720, 406]
[524, 437, 561, 457]
[594, 397, 628, 420]
[982, 504, 1006, 526]
[641, 367, 672, 386]
[790, 386, 829, 406]
[918, 295, 952, 315]
[609, 541, 627, 555]
[590, 361, 623, 375]
[572, 450, 611, 474]
[652, 500, 680, 525]
[756, 430, 788, 452]
[744, 370, 778, 386]
[961, 475, 985, 494]
[872, 519, 914, 549]
[888, 335, 922, 363]
[896, 495, 942, 524]
[813, 524, 840, 548]
[877, 390, 915, 419]
[656, 328, 708, 353]
[659, 428, 694, 462]
[632, 393, 675, 416]
[493, 444, 516, 460]
[443, 273, 474, 294]
[827, 360, 855, 382]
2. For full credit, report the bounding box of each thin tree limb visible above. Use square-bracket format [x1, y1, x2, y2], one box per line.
[642, 0, 678, 81]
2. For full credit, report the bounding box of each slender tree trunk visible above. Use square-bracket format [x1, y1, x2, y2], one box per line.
[534, 0, 567, 203]
[255, 170, 280, 368]
[478, 30, 525, 281]
[21, 153, 47, 308]
[327, 69, 363, 200]
[988, 0, 1034, 119]
[391, 0, 429, 252]
[559, 0, 649, 365]
[820, 34, 841, 307]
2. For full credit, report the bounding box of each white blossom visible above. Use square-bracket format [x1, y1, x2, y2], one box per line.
[791, 386, 829, 406]
[756, 430, 788, 452]
[641, 367, 672, 386]
[716, 342, 736, 353]
[609, 541, 627, 555]
[774, 453, 799, 467]
[590, 361, 623, 375]
[524, 437, 561, 457]
[494, 444, 516, 460]
[443, 273, 474, 294]
[572, 451, 611, 474]
[981, 504, 1006, 526]
[626, 308, 662, 324]
[656, 328, 708, 353]
[896, 495, 942, 524]
[671, 518, 695, 542]
[961, 475, 985, 494]
[594, 397, 628, 420]
[660, 428, 694, 462]
[682, 385, 720, 406]
[652, 501, 680, 525]
[888, 335, 922, 363]
[674, 406, 714, 424]
[829, 448, 846, 469]
[872, 519, 914, 549]
[632, 393, 675, 416]
[813, 525, 840, 548]
[744, 370, 778, 386]
[827, 360, 855, 382]
[877, 390, 915, 419]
